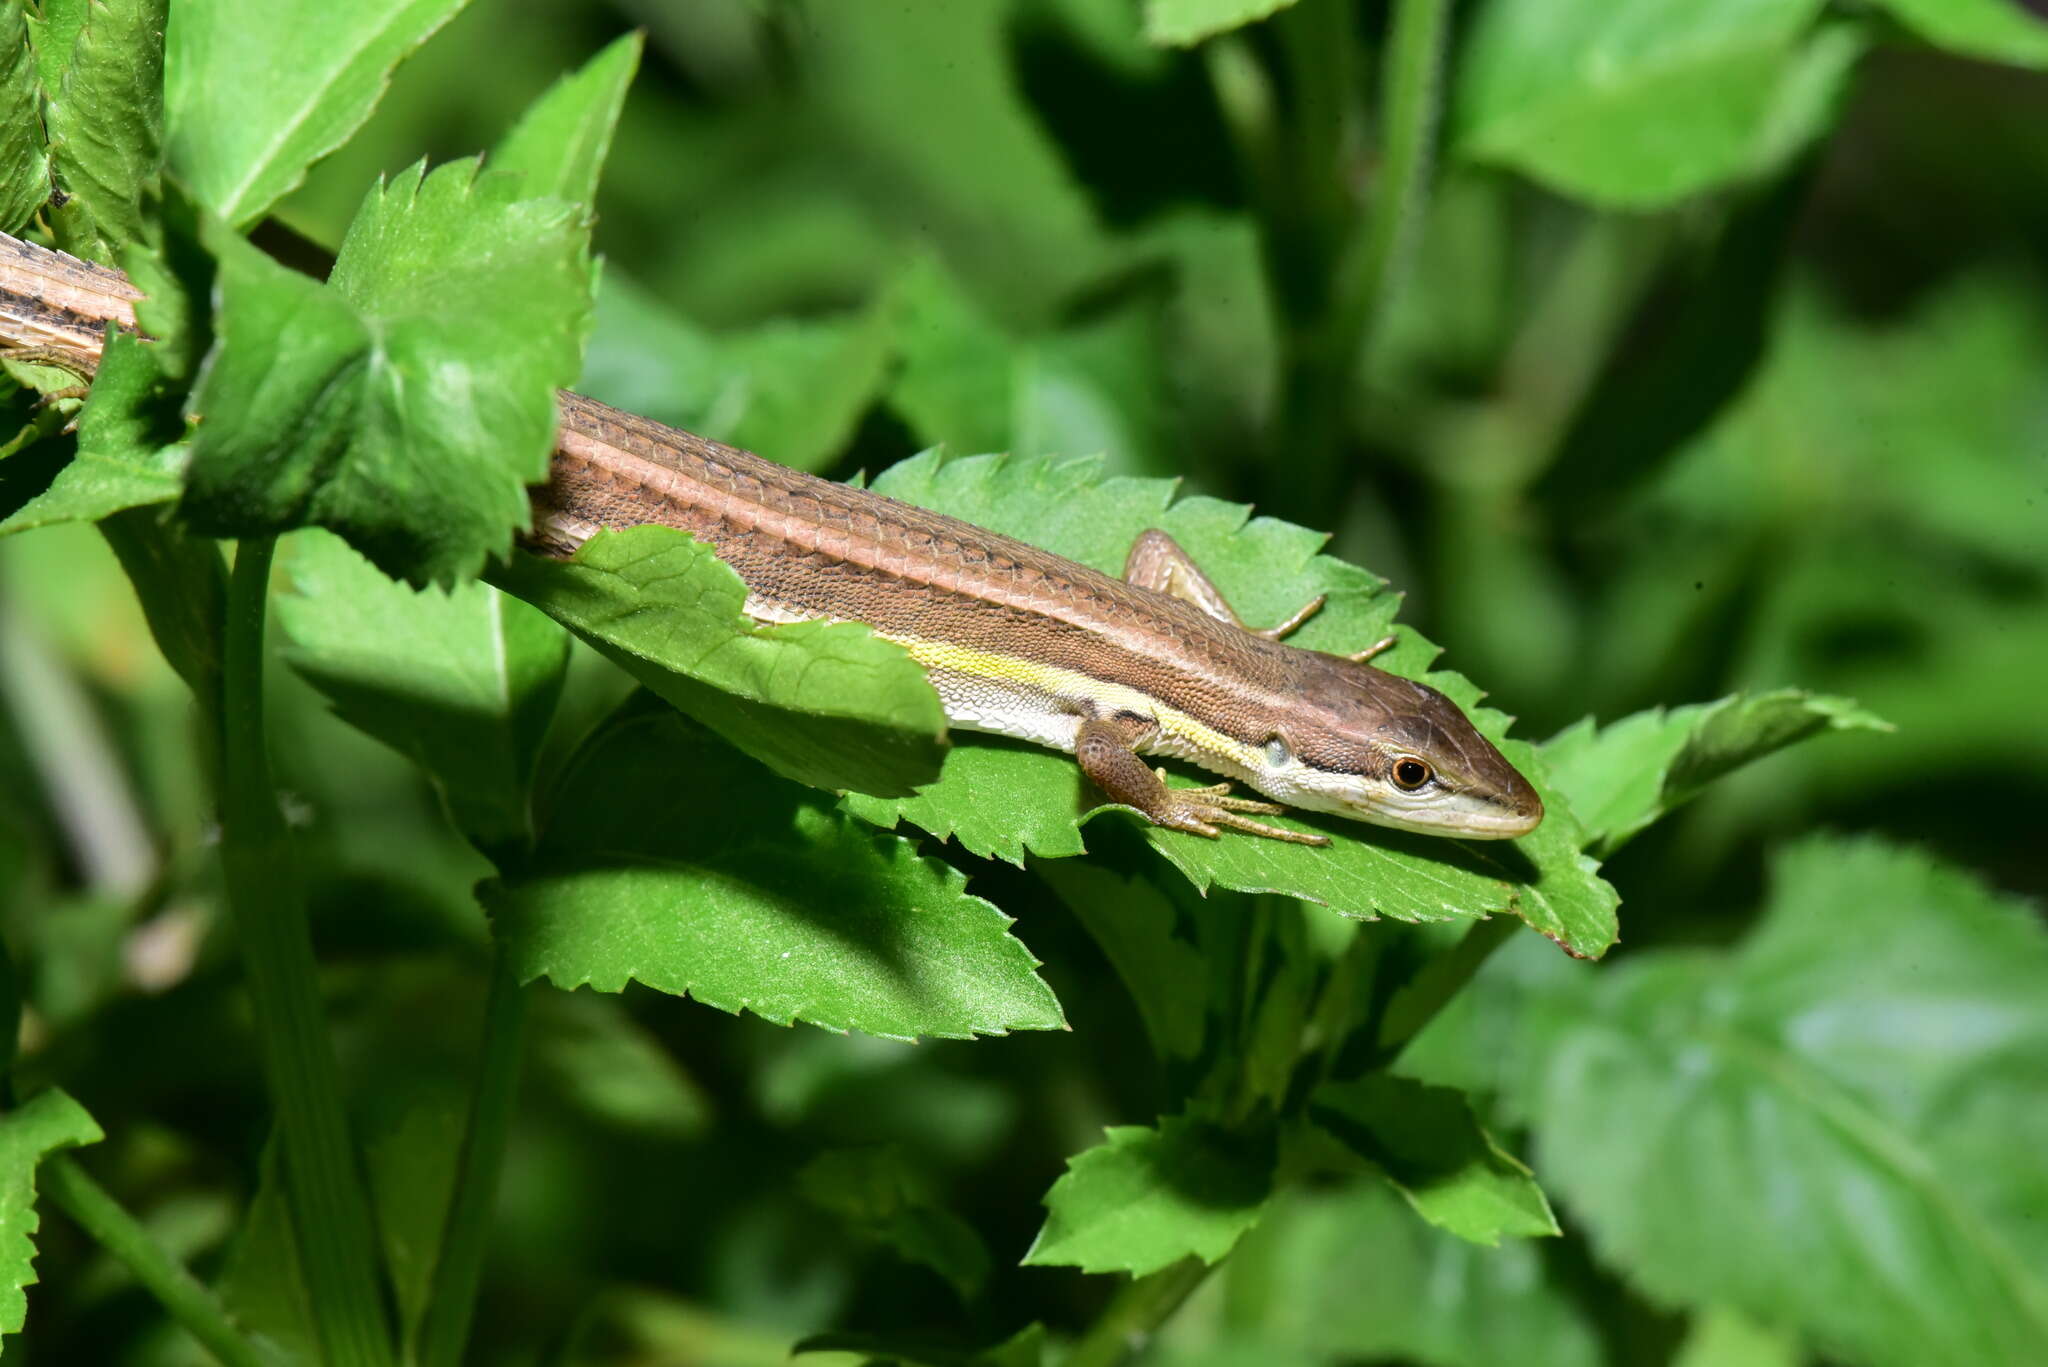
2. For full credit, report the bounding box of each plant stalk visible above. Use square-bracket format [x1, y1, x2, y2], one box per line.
[42, 1155, 270, 1367]
[1374, 913, 1517, 1063]
[414, 945, 529, 1367]
[217, 536, 393, 1367]
[1246, 0, 1452, 522]
[1064, 1258, 1213, 1367]
[1341, 0, 1451, 366]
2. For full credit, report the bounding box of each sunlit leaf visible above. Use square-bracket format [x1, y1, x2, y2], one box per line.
[1143, 0, 1300, 49]
[1454, 0, 1854, 207]
[180, 158, 589, 586]
[23, 0, 88, 98]
[44, 0, 163, 260]
[493, 525, 947, 798]
[1876, 0, 2048, 67]
[0, 2, 47, 235]
[1541, 689, 1889, 856]
[841, 451, 1618, 956]
[0, 1090, 102, 1337]
[491, 30, 641, 207]
[165, 0, 467, 227]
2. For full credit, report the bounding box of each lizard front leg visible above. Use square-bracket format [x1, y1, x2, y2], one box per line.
[1074, 714, 1328, 846]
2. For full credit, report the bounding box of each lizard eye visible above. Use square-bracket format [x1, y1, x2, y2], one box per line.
[1264, 736, 1290, 767]
[1391, 757, 1432, 791]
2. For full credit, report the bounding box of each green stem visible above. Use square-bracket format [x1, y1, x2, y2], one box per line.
[42, 1155, 270, 1367]
[1253, 0, 1451, 522]
[218, 537, 393, 1367]
[1244, 0, 1357, 523]
[1064, 1258, 1212, 1367]
[414, 946, 530, 1367]
[1265, 0, 1361, 449]
[1373, 914, 1517, 1063]
[1341, 0, 1452, 360]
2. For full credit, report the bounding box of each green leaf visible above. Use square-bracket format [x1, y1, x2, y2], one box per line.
[277, 528, 569, 854]
[1041, 863, 1206, 1062]
[494, 526, 947, 797]
[1308, 1076, 1558, 1246]
[361, 1088, 463, 1346]
[24, 0, 88, 98]
[1540, 689, 1889, 856]
[164, 0, 467, 227]
[793, 0, 1109, 323]
[485, 699, 1062, 1042]
[211, 1140, 317, 1362]
[579, 269, 894, 474]
[0, 351, 93, 398]
[1024, 1114, 1274, 1275]
[1143, 0, 1301, 48]
[491, 30, 641, 208]
[44, 0, 164, 260]
[1221, 1181, 1601, 1367]
[1648, 274, 2048, 569]
[1522, 837, 2048, 1367]
[1876, 0, 2048, 67]
[883, 258, 1167, 476]
[528, 990, 709, 1140]
[797, 1146, 991, 1299]
[0, 1089, 103, 1337]
[180, 158, 590, 587]
[840, 451, 1618, 957]
[1673, 1307, 1803, 1367]
[119, 177, 215, 385]
[1454, 0, 1849, 208]
[0, 2, 47, 235]
[1609, 274, 2048, 806]
[1206, 895, 1336, 1115]
[0, 331, 185, 535]
[1535, 160, 1809, 524]
[96, 506, 226, 705]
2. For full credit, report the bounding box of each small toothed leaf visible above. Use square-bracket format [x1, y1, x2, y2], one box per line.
[0, 1090, 103, 1339]
[180, 158, 590, 587]
[842, 451, 1618, 957]
[1025, 1113, 1275, 1275]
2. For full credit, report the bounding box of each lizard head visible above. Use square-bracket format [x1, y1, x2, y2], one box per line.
[1249, 655, 1544, 840]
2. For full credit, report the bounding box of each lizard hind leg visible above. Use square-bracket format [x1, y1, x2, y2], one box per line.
[1123, 528, 1324, 641]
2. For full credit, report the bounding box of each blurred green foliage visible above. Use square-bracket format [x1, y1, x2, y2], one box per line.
[1, 1, 2044, 1366]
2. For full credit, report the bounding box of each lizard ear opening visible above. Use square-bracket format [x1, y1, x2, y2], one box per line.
[1264, 736, 1291, 767]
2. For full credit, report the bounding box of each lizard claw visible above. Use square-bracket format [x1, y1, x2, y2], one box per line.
[1151, 771, 1330, 846]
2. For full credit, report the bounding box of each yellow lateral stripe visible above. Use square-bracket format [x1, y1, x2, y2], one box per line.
[880, 631, 1264, 771]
